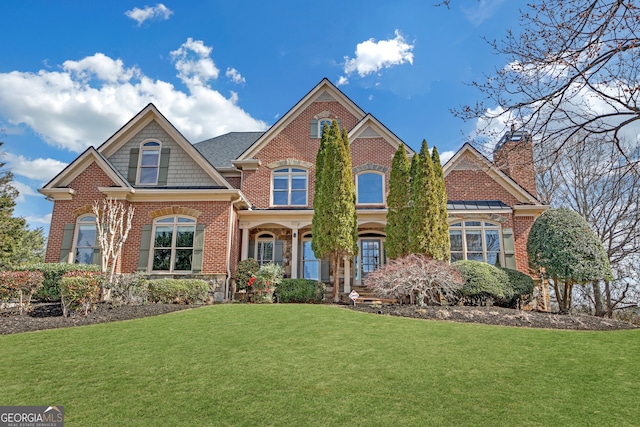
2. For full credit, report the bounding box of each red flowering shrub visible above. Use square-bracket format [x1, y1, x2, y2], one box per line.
[0, 271, 44, 314]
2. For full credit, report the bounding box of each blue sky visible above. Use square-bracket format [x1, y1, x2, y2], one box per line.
[0, 0, 523, 234]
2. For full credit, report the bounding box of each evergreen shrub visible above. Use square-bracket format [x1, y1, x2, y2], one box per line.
[59, 271, 104, 316]
[453, 260, 511, 306]
[497, 268, 535, 308]
[274, 279, 326, 303]
[15, 263, 100, 301]
[147, 279, 208, 304]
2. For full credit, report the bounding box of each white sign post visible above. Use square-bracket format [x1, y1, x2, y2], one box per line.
[349, 290, 359, 306]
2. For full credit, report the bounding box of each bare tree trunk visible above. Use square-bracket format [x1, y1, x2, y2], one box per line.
[592, 281, 605, 317]
[332, 254, 340, 303]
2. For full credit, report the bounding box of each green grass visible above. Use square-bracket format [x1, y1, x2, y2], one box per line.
[1, 305, 639, 426]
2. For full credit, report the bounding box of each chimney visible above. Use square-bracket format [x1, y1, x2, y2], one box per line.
[493, 128, 538, 198]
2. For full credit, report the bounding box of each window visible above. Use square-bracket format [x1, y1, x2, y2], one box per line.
[272, 168, 308, 206]
[151, 216, 195, 272]
[449, 221, 502, 265]
[357, 172, 384, 204]
[356, 233, 385, 283]
[73, 215, 97, 264]
[255, 233, 275, 266]
[319, 119, 332, 137]
[311, 118, 340, 138]
[302, 237, 319, 280]
[138, 141, 161, 185]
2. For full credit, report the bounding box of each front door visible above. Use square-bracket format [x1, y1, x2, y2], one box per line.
[356, 238, 382, 285]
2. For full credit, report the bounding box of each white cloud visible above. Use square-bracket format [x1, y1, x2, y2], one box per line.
[11, 181, 39, 202]
[440, 151, 455, 164]
[0, 39, 268, 153]
[336, 76, 349, 86]
[342, 30, 414, 79]
[25, 213, 52, 226]
[5, 153, 67, 182]
[225, 68, 245, 84]
[125, 3, 173, 26]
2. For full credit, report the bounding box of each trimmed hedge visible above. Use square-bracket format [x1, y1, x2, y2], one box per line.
[274, 279, 326, 303]
[0, 271, 44, 314]
[453, 260, 511, 306]
[147, 279, 209, 304]
[60, 271, 104, 316]
[497, 268, 535, 308]
[15, 263, 101, 301]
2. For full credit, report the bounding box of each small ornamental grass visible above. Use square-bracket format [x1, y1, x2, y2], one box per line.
[0, 271, 44, 314]
[59, 271, 104, 316]
[147, 279, 208, 304]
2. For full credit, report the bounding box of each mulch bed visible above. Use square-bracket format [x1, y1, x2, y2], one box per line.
[1, 301, 637, 334]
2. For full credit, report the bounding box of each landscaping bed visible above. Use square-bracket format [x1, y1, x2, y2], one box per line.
[1, 301, 636, 334]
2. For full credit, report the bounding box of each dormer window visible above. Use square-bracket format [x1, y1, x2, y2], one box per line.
[138, 141, 161, 185]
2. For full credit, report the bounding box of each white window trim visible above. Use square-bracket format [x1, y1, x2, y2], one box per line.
[270, 167, 309, 207]
[255, 233, 275, 266]
[137, 140, 162, 186]
[72, 214, 98, 265]
[356, 171, 386, 205]
[449, 220, 504, 266]
[318, 119, 334, 138]
[149, 215, 196, 273]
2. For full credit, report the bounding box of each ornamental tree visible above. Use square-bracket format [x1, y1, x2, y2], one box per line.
[312, 120, 358, 303]
[527, 207, 612, 313]
[409, 140, 438, 257]
[431, 147, 450, 261]
[385, 144, 412, 259]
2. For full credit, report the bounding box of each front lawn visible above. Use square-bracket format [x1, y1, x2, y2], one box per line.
[1, 304, 638, 426]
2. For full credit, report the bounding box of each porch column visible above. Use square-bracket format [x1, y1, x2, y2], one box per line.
[290, 226, 299, 278]
[241, 227, 249, 260]
[343, 256, 351, 293]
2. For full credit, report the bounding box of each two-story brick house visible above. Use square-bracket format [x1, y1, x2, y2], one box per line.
[39, 78, 548, 300]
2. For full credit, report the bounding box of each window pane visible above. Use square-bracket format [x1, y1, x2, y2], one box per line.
[153, 249, 171, 270]
[273, 176, 288, 190]
[450, 222, 462, 227]
[290, 190, 306, 205]
[77, 224, 96, 247]
[466, 230, 482, 251]
[487, 252, 500, 266]
[449, 230, 463, 252]
[141, 150, 159, 166]
[154, 226, 173, 247]
[143, 141, 160, 147]
[450, 252, 464, 262]
[358, 173, 383, 204]
[304, 261, 319, 280]
[485, 230, 500, 252]
[176, 226, 194, 247]
[274, 168, 288, 173]
[467, 252, 484, 262]
[291, 168, 305, 173]
[465, 221, 481, 227]
[139, 167, 158, 184]
[174, 249, 193, 271]
[291, 175, 306, 189]
[303, 241, 317, 260]
[75, 248, 93, 264]
[177, 217, 195, 223]
[157, 218, 174, 223]
[273, 191, 288, 205]
[258, 241, 273, 264]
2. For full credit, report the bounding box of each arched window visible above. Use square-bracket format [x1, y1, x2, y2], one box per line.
[151, 216, 196, 272]
[449, 221, 502, 266]
[138, 141, 161, 185]
[272, 168, 308, 206]
[255, 233, 275, 266]
[73, 215, 98, 264]
[356, 172, 384, 204]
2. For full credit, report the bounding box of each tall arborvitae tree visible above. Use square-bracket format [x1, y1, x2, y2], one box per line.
[430, 147, 450, 261]
[312, 120, 358, 302]
[409, 140, 438, 256]
[385, 144, 412, 259]
[0, 141, 45, 268]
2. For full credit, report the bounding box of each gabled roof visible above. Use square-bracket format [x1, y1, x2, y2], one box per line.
[238, 78, 366, 160]
[443, 143, 541, 204]
[194, 132, 264, 169]
[349, 113, 414, 154]
[97, 103, 232, 189]
[39, 147, 131, 200]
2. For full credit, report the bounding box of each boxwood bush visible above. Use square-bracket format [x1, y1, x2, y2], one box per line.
[496, 268, 535, 308]
[15, 263, 101, 302]
[147, 279, 209, 304]
[274, 279, 326, 303]
[453, 260, 511, 306]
